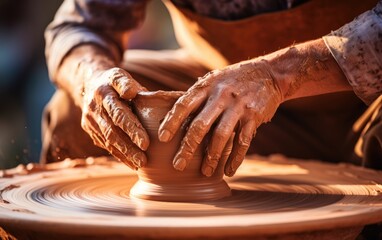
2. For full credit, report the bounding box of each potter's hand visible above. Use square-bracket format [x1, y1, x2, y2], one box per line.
[158, 60, 282, 176]
[81, 67, 149, 170]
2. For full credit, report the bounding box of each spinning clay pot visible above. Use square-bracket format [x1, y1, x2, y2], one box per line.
[130, 91, 232, 202]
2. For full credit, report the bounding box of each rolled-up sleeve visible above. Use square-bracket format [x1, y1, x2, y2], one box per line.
[323, 0, 382, 105]
[45, 0, 149, 81]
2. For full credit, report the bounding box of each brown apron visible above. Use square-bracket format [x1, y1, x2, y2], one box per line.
[164, 0, 377, 70]
[164, 0, 377, 113]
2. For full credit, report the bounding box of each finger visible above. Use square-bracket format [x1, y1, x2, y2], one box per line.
[108, 68, 146, 100]
[103, 93, 150, 150]
[202, 109, 240, 176]
[225, 121, 256, 177]
[96, 109, 147, 168]
[86, 127, 106, 149]
[82, 111, 108, 147]
[172, 100, 225, 171]
[82, 114, 138, 170]
[158, 89, 207, 142]
[108, 143, 139, 170]
[81, 114, 107, 149]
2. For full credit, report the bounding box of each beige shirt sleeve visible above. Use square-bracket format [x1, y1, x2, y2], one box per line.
[45, 0, 149, 81]
[323, 0, 382, 105]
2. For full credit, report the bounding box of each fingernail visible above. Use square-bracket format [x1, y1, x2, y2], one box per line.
[173, 158, 187, 171]
[138, 137, 149, 151]
[159, 129, 172, 142]
[133, 152, 146, 168]
[203, 166, 214, 177]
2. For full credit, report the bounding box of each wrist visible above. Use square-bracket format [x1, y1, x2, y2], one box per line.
[260, 46, 302, 103]
[233, 58, 285, 103]
[261, 39, 351, 102]
[75, 49, 116, 84]
[57, 44, 117, 106]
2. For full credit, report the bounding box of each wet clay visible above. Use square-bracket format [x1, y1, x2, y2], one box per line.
[1, 155, 382, 239]
[131, 91, 231, 201]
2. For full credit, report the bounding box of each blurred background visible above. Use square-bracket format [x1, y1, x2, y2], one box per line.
[0, 0, 178, 169]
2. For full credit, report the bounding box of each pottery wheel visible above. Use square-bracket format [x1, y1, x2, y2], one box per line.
[1, 155, 382, 239]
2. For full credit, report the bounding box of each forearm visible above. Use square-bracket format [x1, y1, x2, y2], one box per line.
[45, 0, 149, 105]
[56, 44, 117, 107]
[56, 42, 150, 168]
[263, 38, 352, 102]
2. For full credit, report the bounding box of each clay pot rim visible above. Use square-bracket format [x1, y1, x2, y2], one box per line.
[136, 90, 185, 99]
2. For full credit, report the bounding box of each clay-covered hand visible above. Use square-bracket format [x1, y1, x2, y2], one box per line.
[81, 67, 149, 170]
[158, 60, 283, 176]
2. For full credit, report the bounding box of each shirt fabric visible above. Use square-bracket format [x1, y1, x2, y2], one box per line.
[45, 0, 382, 105]
[171, 0, 306, 20]
[323, 0, 382, 105]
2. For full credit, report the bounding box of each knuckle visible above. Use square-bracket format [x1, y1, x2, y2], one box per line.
[216, 103, 225, 110]
[103, 93, 114, 102]
[107, 68, 130, 87]
[207, 153, 220, 163]
[246, 105, 259, 116]
[123, 141, 133, 153]
[108, 67, 126, 79]
[206, 96, 225, 109]
[118, 144, 129, 155]
[102, 95, 113, 109]
[94, 85, 110, 98]
[103, 126, 114, 140]
[121, 84, 140, 100]
[214, 126, 232, 140]
[105, 99, 119, 115]
[205, 155, 214, 165]
[181, 137, 197, 155]
[237, 147, 248, 156]
[108, 72, 139, 99]
[190, 119, 208, 133]
[236, 142, 249, 156]
[187, 121, 207, 145]
[110, 74, 123, 88]
[175, 96, 191, 109]
[119, 86, 130, 96]
[112, 108, 125, 124]
[219, 86, 231, 97]
[238, 135, 252, 147]
[124, 121, 136, 133]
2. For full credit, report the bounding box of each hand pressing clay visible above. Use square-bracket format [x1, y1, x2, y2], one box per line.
[131, 91, 232, 202]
